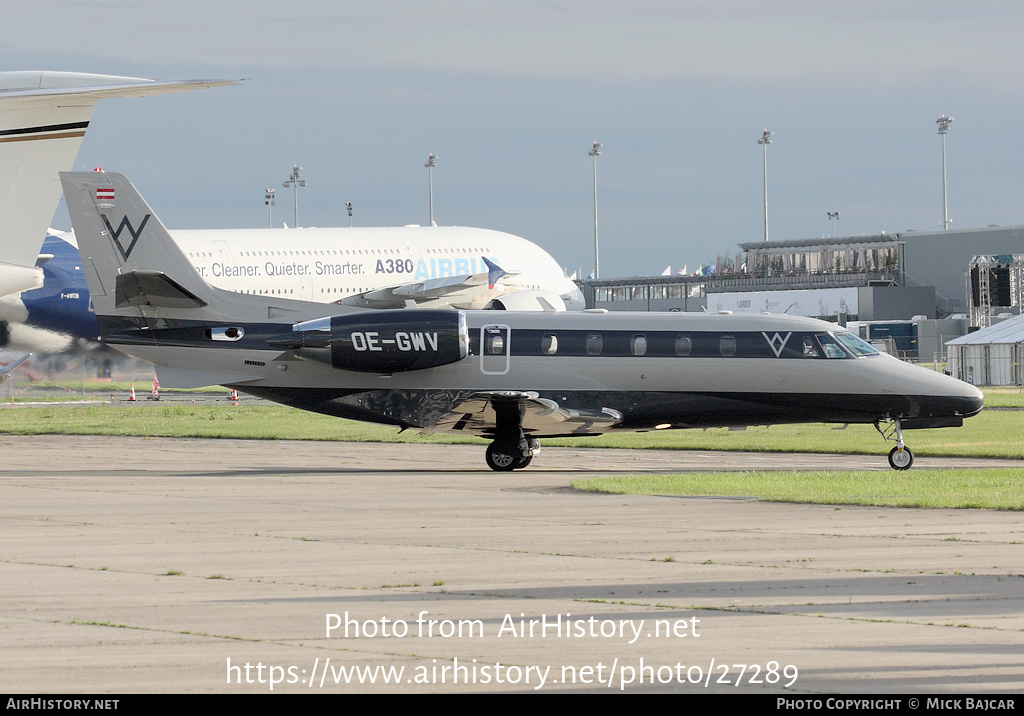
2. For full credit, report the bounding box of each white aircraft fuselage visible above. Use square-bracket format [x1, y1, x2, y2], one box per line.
[171, 225, 584, 310]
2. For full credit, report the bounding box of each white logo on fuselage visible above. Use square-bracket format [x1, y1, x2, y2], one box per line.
[761, 331, 793, 358]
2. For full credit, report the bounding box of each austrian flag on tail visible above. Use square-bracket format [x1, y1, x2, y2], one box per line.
[96, 187, 115, 201]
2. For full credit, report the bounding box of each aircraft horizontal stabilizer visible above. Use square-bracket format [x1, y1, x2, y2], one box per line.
[114, 270, 208, 309]
[422, 390, 623, 437]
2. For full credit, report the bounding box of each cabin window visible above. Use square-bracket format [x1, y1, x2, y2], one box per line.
[486, 333, 505, 355]
[803, 336, 820, 357]
[586, 333, 603, 356]
[631, 335, 648, 356]
[674, 334, 692, 356]
[720, 335, 737, 357]
[541, 334, 558, 355]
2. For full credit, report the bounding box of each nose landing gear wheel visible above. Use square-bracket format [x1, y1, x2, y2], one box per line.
[888, 445, 914, 470]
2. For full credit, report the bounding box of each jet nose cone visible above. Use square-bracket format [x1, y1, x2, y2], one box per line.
[962, 383, 985, 417]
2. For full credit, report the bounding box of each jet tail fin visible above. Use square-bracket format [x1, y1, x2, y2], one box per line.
[60, 171, 332, 328]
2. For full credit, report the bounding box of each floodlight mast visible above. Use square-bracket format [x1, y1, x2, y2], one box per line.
[589, 141, 602, 279]
[937, 115, 953, 230]
[282, 165, 306, 228]
[759, 129, 773, 242]
[425, 153, 437, 227]
[828, 211, 840, 238]
[264, 188, 275, 229]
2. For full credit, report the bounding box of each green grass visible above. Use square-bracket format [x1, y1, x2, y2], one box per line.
[976, 386, 1024, 409]
[552, 410, 1020, 459]
[572, 469, 1024, 510]
[0, 400, 1018, 458]
[0, 404, 487, 444]
[2, 388, 1021, 510]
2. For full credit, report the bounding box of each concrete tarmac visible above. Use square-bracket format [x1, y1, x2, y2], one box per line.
[1, 435, 1021, 694]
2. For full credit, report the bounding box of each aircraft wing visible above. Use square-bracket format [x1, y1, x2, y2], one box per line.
[421, 390, 623, 437]
[0, 353, 30, 383]
[340, 256, 519, 309]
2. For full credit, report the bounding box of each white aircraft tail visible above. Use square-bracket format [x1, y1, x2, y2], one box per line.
[60, 171, 320, 326]
[0, 72, 234, 296]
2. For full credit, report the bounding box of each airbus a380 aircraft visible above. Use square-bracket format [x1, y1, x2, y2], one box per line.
[62, 171, 984, 471]
[171, 225, 583, 311]
[15, 219, 583, 351]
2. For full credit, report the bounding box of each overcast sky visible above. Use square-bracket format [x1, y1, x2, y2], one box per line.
[4, 1, 1023, 277]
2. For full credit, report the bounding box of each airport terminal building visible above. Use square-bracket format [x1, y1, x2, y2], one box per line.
[582, 224, 1024, 367]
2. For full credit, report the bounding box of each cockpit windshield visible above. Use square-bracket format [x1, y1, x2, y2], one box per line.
[833, 331, 880, 357]
[815, 333, 848, 358]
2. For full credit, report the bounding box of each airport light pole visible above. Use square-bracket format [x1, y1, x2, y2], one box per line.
[828, 211, 840, 238]
[283, 165, 306, 228]
[425, 153, 437, 227]
[759, 129, 773, 242]
[346, 201, 353, 228]
[937, 115, 953, 230]
[589, 141, 602, 279]
[264, 188, 275, 228]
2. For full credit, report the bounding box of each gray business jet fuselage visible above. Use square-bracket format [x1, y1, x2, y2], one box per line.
[63, 171, 984, 471]
[100, 309, 982, 471]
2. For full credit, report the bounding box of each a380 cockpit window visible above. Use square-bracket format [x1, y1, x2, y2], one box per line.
[832, 331, 879, 357]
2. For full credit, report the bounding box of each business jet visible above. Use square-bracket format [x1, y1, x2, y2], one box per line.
[61, 171, 984, 471]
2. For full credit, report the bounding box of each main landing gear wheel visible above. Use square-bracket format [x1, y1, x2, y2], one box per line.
[888, 445, 914, 470]
[486, 442, 519, 472]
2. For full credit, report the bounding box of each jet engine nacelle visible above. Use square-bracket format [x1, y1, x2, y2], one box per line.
[271, 309, 468, 373]
[486, 289, 566, 312]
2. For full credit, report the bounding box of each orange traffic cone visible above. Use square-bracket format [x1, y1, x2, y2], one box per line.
[129, 384, 136, 402]
[151, 377, 160, 400]
[230, 389, 239, 404]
